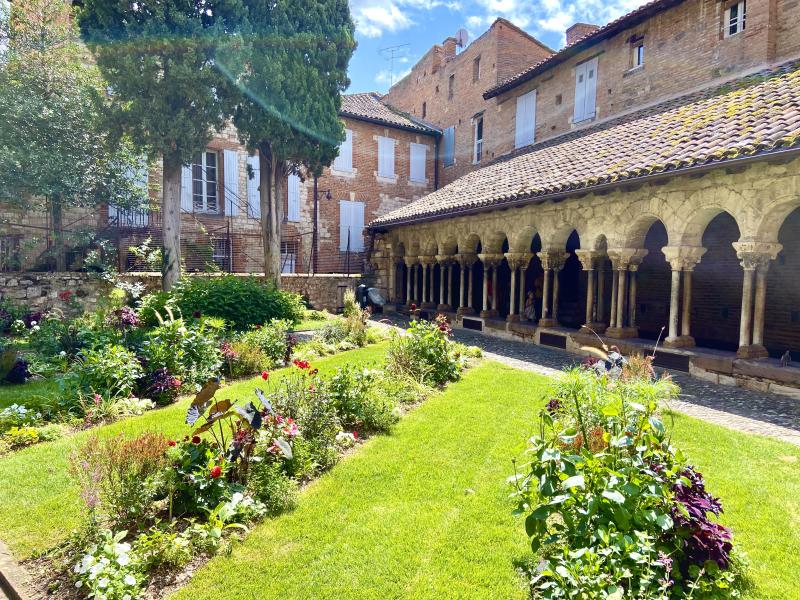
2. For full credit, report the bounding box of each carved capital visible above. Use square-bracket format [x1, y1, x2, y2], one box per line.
[403, 256, 419, 268]
[574, 249, 605, 271]
[733, 242, 782, 271]
[454, 252, 478, 267]
[478, 252, 504, 268]
[661, 246, 707, 271]
[537, 250, 569, 271]
[418, 255, 436, 266]
[504, 252, 533, 270]
[607, 248, 648, 270]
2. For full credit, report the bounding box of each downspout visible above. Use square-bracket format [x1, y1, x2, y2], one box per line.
[312, 175, 319, 274]
[434, 136, 440, 190]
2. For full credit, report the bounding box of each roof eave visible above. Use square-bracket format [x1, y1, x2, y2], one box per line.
[368, 146, 800, 230]
[339, 111, 442, 136]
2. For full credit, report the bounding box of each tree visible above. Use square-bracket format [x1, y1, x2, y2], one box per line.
[230, 0, 355, 281]
[76, 0, 248, 290]
[0, 0, 144, 271]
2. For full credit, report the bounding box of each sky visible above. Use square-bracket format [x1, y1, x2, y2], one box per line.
[346, 0, 645, 94]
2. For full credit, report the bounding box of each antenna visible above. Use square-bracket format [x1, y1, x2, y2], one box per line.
[455, 28, 469, 48]
[379, 43, 411, 87]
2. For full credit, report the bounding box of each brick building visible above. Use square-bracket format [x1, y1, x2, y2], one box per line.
[368, 0, 800, 396]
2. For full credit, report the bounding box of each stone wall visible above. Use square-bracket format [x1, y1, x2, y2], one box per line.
[0, 272, 361, 317]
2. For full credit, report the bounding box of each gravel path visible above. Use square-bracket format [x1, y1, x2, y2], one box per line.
[373, 316, 800, 446]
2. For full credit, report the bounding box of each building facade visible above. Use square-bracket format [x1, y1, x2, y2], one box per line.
[369, 0, 800, 395]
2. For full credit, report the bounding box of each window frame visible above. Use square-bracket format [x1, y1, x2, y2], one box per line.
[443, 126, 455, 167]
[473, 115, 483, 164]
[211, 238, 231, 271]
[514, 89, 537, 149]
[633, 42, 644, 68]
[377, 136, 396, 178]
[573, 56, 598, 123]
[473, 56, 481, 82]
[192, 151, 220, 214]
[332, 128, 353, 172]
[724, 0, 746, 37]
[339, 199, 366, 252]
[448, 74, 455, 100]
[409, 142, 427, 183]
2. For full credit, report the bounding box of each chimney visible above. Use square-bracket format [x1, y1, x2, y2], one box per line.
[566, 22, 600, 46]
[442, 37, 457, 60]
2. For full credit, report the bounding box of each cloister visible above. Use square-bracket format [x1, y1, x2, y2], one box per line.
[373, 156, 800, 367]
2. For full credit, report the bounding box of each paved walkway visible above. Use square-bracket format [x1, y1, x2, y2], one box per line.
[374, 316, 800, 445]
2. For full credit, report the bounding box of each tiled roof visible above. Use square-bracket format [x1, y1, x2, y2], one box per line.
[371, 61, 800, 228]
[484, 0, 683, 99]
[340, 93, 440, 134]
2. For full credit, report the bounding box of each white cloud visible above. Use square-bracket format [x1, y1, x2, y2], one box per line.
[375, 67, 412, 88]
[351, 1, 414, 37]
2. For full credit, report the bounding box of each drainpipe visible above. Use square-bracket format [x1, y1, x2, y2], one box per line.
[434, 135, 440, 190]
[312, 175, 319, 274]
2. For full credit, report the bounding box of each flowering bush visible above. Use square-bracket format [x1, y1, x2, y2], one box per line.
[326, 364, 399, 433]
[73, 529, 143, 600]
[105, 306, 140, 331]
[139, 316, 222, 386]
[65, 344, 144, 407]
[511, 364, 743, 599]
[386, 314, 463, 385]
[138, 367, 182, 406]
[237, 319, 293, 367]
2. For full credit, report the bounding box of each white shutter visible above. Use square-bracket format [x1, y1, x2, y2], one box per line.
[514, 90, 537, 149]
[180, 164, 193, 212]
[409, 143, 426, 182]
[223, 150, 239, 216]
[573, 62, 587, 122]
[287, 174, 301, 222]
[339, 200, 351, 251]
[377, 136, 395, 177]
[351, 202, 365, 251]
[246, 155, 260, 218]
[584, 57, 598, 120]
[333, 129, 353, 172]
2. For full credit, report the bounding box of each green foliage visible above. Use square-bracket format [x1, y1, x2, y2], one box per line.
[72, 529, 144, 600]
[66, 344, 144, 403]
[172, 277, 303, 330]
[238, 320, 293, 365]
[326, 364, 399, 433]
[247, 460, 299, 515]
[140, 317, 223, 386]
[136, 291, 176, 327]
[386, 316, 463, 385]
[223, 340, 273, 379]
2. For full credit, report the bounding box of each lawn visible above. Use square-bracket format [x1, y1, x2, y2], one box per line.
[1, 357, 799, 599]
[291, 311, 336, 332]
[0, 343, 388, 558]
[0, 378, 59, 411]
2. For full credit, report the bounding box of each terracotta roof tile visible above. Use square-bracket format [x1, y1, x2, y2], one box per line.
[340, 92, 440, 134]
[372, 61, 800, 228]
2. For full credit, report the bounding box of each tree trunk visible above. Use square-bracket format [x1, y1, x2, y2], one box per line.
[50, 196, 66, 271]
[162, 156, 182, 291]
[258, 145, 284, 285]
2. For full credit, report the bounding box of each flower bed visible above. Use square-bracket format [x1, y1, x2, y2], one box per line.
[26, 312, 478, 599]
[511, 353, 744, 599]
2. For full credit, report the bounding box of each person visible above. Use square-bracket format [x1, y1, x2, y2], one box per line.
[523, 290, 536, 322]
[533, 274, 544, 317]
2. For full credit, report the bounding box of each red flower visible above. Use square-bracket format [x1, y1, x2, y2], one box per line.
[167, 440, 177, 447]
[58, 290, 74, 302]
[261, 371, 269, 380]
[191, 435, 201, 444]
[210, 465, 222, 479]
[353, 431, 358, 439]
[293, 359, 311, 370]
[410, 303, 417, 311]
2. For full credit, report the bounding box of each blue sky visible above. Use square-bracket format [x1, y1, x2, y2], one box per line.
[346, 0, 644, 93]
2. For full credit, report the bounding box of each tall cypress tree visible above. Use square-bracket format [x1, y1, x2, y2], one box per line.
[77, 0, 247, 289]
[230, 0, 355, 281]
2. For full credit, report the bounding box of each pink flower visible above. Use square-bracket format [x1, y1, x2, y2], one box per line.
[353, 431, 358, 440]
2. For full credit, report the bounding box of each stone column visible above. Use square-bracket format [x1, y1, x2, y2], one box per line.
[540, 267, 551, 325]
[662, 246, 707, 348]
[477, 253, 501, 318]
[449, 262, 456, 308]
[419, 257, 435, 308]
[537, 251, 567, 327]
[467, 265, 474, 309]
[518, 267, 526, 318]
[733, 242, 781, 358]
[435, 255, 452, 311]
[576, 250, 605, 333]
[509, 267, 517, 319]
[403, 257, 417, 306]
[606, 248, 648, 339]
[552, 268, 562, 324]
[609, 261, 618, 329]
[596, 263, 606, 326]
[666, 266, 681, 342]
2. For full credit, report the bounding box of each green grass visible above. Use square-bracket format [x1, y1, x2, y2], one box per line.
[0, 343, 387, 558]
[0, 378, 59, 411]
[292, 311, 336, 332]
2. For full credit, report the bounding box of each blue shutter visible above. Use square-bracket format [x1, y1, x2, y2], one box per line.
[180, 164, 193, 212]
[223, 149, 239, 216]
[246, 155, 260, 218]
[443, 127, 455, 166]
[287, 174, 301, 222]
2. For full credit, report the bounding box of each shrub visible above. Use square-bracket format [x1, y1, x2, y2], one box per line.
[326, 364, 399, 433]
[72, 529, 144, 600]
[238, 320, 292, 366]
[139, 317, 222, 386]
[166, 437, 232, 517]
[4, 358, 30, 384]
[67, 344, 144, 402]
[136, 290, 175, 327]
[171, 276, 303, 330]
[247, 461, 298, 515]
[511, 364, 742, 599]
[70, 433, 170, 528]
[138, 367, 182, 406]
[0, 403, 42, 431]
[386, 314, 462, 385]
[133, 525, 195, 571]
[222, 339, 272, 379]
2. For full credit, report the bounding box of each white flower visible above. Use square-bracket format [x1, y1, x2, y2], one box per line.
[115, 542, 131, 554]
[97, 577, 109, 589]
[123, 574, 136, 586]
[32, 325, 40, 332]
[123, 595, 132, 600]
[59, 350, 67, 357]
[75, 580, 83, 588]
[30, 320, 37, 326]
[117, 553, 130, 566]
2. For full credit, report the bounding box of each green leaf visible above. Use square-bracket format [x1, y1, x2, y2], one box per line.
[602, 490, 626, 504]
[655, 513, 674, 530]
[562, 475, 585, 489]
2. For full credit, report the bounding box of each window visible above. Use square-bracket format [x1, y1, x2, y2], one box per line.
[443, 126, 455, 167]
[409, 143, 427, 183]
[212, 238, 231, 271]
[448, 74, 455, 100]
[332, 128, 353, 172]
[339, 200, 365, 252]
[110, 159, 150, 228]
[573, 57, 598, 123]
[633, 42, 644, 68]
[473, 115, 483, 163]
[0, 235, 20, 272]
[514, 90, 537, 149]
[287, 173, 301, 222]
[280, 240, 297, 273]
[377, 136, 395, 178]
[192, 151, 219, 213]
[724, 0, 746, 37]
[422, 102, 426, 118]
[473, 56, 481, 82]
[246, 154, 261, 218]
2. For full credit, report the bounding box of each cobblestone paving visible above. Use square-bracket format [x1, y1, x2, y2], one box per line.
[373, 316, 800, 446]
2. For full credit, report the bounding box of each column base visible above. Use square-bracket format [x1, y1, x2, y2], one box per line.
[580, 322, 607, 334]
[421, 302, 436, 309]
[436, 304, 452, 312]
[736, 344, 769, 359]
[457, 306, 475, 317]
[664, 335, 695, 349]
[479, 310, 498, 318]
[605, 326, 638, 339]
[538, 318, 556, 327]
[506, 314, 521, 322]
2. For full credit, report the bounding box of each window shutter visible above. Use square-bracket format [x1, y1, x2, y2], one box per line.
[180, 164, 193, 212]
[339, 200, 351, 251]
[378, 137, 395, 177]
[246, 155, 260, 218]
[443, 127, 455, 166]
[409, 143, 426, 182]
[584, 57, 598, 120]
[287, 173, 301, 222]
[223, 149, 239, 216]
[333, 129, 353, 171]
[515, 90, 537, 149]
[573, 62, 586, 122]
